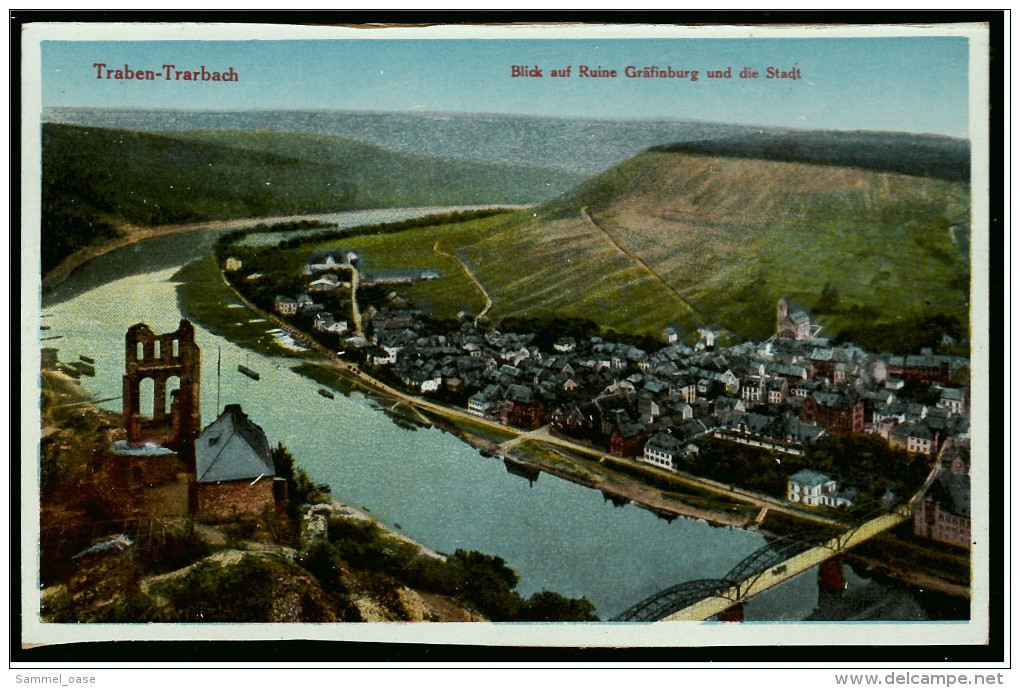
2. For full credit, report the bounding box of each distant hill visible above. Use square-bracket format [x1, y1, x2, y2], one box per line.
[45, 107, 811, 175]
[40, 123, 579, 274]
[436, 130, 971, 352]
[650, 130, 970, 182]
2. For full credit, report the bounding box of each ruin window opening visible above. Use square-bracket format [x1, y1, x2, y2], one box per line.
[138, 377, 155, 418]
[166, 375, 181, 416]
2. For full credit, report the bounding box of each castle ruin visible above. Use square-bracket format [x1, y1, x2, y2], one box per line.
[122, 319, 201, 460]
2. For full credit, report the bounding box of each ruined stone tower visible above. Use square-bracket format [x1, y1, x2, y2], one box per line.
[123, 319, 201, 459]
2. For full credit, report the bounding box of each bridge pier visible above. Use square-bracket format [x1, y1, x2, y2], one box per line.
[716, 603, 744, 623]
[818, 555, 845, 592]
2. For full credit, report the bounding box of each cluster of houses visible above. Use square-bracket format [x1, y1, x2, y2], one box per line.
[369, 297, 971, 543]
[270, 249, 443, 340]
[269, 250, 359, 339]
[360, 298, 969, 474]
[274, 292, 351, 337]
[262, 252, 973, 547]
[298, 248, 440, 285]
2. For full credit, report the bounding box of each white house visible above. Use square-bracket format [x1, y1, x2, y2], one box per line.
[304, 249, 360, 275]
[905, 423, 939, 455]
[641, 432, 687, 470]
[554, 337, 577, 353]
[274, 295, 298, 316]
[369, 346, 400, 366]
[312, 312, 349, 335]
[697, 328, 718, 349]
[741, 377, 766, 405]
[720, 369, 740, 396]
[308, 273, 341, 292]
[767, 378, 788, 405]
[937, 387, 966, 415]
[467, 393, 497, 417]
[787, 469, 838, 506]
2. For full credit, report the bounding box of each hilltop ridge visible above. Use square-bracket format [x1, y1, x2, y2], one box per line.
[40, 123, 579, 274]
[649, 129, 969, 182]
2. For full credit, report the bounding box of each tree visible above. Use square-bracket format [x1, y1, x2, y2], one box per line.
[444, 549, 524, 621]
[815, 282, 840, 313]
[521, 591, 599, 622]
[272, 442, 318, 517]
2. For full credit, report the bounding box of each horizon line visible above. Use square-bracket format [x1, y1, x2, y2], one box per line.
[40, 105, 971, 141]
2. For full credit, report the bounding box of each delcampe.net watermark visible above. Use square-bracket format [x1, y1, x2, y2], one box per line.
[836, 674, 1005, 686]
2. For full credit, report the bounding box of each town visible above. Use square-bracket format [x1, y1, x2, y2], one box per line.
[236, 244, 972, 551]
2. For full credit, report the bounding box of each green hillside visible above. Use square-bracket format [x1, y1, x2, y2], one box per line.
[40, 124, 580, 274]
[293, 133, 970, 352]
[528, 149, 970, 349]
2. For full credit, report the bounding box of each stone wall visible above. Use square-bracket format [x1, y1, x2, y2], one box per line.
[193, 479, 277, 523]
[107, 452, 187, 492]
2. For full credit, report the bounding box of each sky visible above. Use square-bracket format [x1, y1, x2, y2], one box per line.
[38, 34, 972, 137]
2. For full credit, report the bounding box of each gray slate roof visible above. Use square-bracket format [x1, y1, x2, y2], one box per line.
[645, 432, 686, 455]
[505, 384, 533, 404]
[929, 474, 971, 519]
[195, 405, 275, 483]
[788, 468, 834, 488]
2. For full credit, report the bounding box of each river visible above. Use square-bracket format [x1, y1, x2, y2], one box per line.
[39, 210, 946, 622]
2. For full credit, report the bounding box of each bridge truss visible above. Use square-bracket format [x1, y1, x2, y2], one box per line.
[612, 500, 917, 623]
[612, 535, 811, 622]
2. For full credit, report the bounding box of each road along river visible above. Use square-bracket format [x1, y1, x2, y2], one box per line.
[39, 208, 947, 622]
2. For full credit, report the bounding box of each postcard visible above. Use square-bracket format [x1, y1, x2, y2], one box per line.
[18, 19, 994, 654]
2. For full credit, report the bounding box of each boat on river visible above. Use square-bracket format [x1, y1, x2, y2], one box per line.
[68, 361, 95, 377]
[318, 388, 335, 399]
[56, 363, 81, 379]
[237, 364, 261, 380]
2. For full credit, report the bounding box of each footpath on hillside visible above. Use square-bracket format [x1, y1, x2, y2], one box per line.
[579, 205, 737, 337]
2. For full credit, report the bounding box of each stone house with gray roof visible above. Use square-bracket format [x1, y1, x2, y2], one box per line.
[501, 384, 547, 429]
[915, 440, 971, 547]
[777, 298, 822, 340]
[801, 391, 865, 434]
[889, 421, 941, 456]
[191, 405, 284, 522]
[937, 387, 967, 415]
